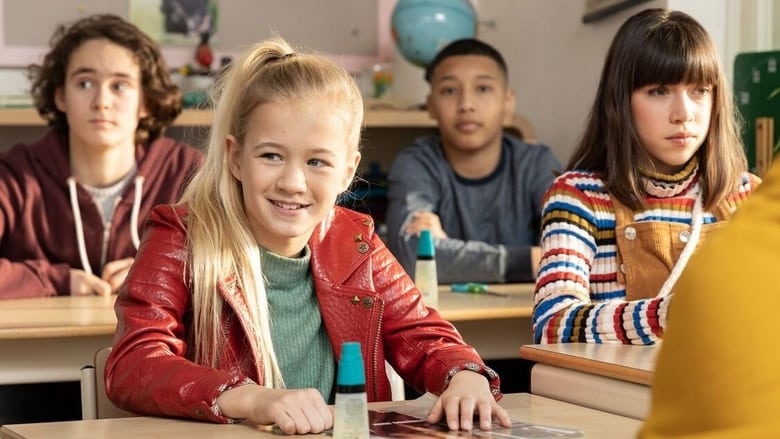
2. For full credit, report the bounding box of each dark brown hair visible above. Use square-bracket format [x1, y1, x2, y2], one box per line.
[28, 14, 182, 144]
[568, 8, 747, 210]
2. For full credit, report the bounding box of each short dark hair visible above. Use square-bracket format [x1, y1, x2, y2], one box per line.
[28, 14, 182, 144]
[424, 38, 508, 82]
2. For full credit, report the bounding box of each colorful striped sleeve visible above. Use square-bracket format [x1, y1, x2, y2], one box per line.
[532, 172, 668, 345]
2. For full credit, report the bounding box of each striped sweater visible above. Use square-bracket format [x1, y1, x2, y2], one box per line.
[533, 161, 759, 344]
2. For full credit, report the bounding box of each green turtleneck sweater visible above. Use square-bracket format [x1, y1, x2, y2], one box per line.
[260, 246, 334, 401]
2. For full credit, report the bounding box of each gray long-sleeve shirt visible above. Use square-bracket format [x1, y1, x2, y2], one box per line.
[386, 134, 561, 283]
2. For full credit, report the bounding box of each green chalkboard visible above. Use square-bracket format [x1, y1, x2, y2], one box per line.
[734, 51, 780, 171]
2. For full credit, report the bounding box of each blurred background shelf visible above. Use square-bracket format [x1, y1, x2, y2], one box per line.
[0, 108, 533, 137]
[0, 108, 440, 128]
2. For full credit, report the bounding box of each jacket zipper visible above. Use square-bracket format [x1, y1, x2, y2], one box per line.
[371, 300, 384, 400]
[98, 197, 122, 270]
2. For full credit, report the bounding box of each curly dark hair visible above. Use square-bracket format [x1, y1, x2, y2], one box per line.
[28, 14, 182, 144]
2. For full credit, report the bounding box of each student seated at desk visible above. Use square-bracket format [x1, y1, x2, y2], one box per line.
[386, 38, 562, 284]
[0, 14, 202, 299]
[106, 37, 511, 435]
[532, 8, 758, 345]
[639, 153, 780, 437]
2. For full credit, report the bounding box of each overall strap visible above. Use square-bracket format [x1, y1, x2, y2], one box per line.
[610, 195, 636, 227]
[657, 193, 704, 298]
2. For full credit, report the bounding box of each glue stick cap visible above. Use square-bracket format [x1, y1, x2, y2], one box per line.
[337, 342, 366, 386]
[417, 229, 435, 258]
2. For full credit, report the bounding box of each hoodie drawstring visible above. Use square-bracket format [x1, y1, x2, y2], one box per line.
[67, 177, 93, 276]
[67, 175, 145, 275]
[657, 192, 703, 298]
[130, 176, 145, 249]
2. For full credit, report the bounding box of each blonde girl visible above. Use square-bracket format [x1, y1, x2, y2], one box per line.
[107, 37, 510, 434]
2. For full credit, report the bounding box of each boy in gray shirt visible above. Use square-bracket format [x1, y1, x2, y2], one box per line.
[386, 39, 561, 283]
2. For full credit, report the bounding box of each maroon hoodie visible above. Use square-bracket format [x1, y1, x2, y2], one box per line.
[0, 129, 203, 298]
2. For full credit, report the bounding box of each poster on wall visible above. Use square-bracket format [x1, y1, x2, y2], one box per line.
[129, 0, 218, 45]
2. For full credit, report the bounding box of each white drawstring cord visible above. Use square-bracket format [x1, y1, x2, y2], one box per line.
[657, 193, 703, 298]
[67, 177, 93, 275]
[130, 176, 144, 249]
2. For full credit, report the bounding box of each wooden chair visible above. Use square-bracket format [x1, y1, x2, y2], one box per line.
[80, 346, 134, 420]
[386, 361, 406, 401]
[505, 113, 537, 144]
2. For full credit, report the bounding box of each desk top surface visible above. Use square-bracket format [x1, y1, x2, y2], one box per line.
[0, 295, 116, 339]
[0, 393, 639, 439]
[435, 283, 534, 321]
[0, 284, 533, 340]
[519, 343, 657, 385]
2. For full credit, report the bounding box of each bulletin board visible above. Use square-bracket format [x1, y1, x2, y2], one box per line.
[0, 0, 394, 72]
[734, 50, 780, 173]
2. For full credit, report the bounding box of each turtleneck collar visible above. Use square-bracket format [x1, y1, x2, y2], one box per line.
[259, 245, 311, 289]
[639, 157, 699, 198]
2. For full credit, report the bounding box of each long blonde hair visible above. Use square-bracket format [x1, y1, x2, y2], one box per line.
[179, 37, 363, 387]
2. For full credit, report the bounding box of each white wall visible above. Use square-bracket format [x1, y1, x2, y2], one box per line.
[386, 0, 669, 164]
[477, 0, 664, 163]
[465, 0, 728, 163]
[0, 0, 757, 164]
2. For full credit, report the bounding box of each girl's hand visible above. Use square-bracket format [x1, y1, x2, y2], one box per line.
[426, 370, 511, 431]
[217, 385, 332, 434]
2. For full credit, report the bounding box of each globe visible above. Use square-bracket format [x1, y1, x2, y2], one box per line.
[391, 0, 477, 68]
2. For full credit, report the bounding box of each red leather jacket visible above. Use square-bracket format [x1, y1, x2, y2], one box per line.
[106, 204, 501, 423]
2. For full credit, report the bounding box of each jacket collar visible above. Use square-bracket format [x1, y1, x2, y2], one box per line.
[309, 207, 374, 288]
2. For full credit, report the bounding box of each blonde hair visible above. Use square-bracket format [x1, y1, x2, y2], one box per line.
[179, 37, 363, 387]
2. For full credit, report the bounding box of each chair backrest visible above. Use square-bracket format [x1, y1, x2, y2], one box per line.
[505, 113, 537, 144]
[80, 346, 134, 420]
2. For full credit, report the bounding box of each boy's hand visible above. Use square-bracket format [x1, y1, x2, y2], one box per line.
[427, 370, 511, 431]
[70, 269, 111, 296]
[217, 385, 332, 434]
[101, 257, 135, 293]
[406, 211, 448, 239]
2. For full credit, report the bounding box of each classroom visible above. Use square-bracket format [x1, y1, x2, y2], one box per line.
[0, 0, 778, 438]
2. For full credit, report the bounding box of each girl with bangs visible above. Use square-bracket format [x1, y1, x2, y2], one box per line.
[532, 8, 759, 345]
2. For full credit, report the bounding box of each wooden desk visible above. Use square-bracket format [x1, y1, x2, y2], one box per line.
[520, 343, 658, 420]
[0, 285, 533, 385]
[437, 284, 533, 359]
[0, 296, 116, 384]
[0, 393, 640, 439]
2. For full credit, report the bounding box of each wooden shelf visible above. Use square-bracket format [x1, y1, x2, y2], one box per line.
[0, 108, 47, 126]
[0, 107, 535, 142]
[364, 109, 436, 127]
[0, 108, 438, 128]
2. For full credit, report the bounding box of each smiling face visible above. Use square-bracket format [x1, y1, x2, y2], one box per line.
[630, 82, 713, 174]
[426, 54, 515, 155]
[55, 38, 147, 154]
[227, 99, 360, 257]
